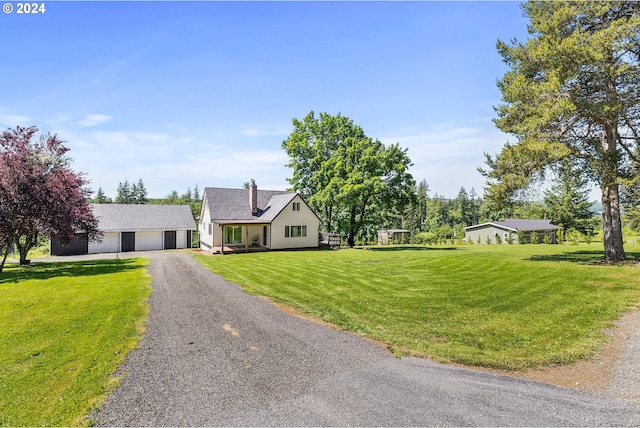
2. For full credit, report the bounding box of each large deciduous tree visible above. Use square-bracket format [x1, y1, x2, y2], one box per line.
[0, 126, 101, 271]
[282, 111, 415, 247]
[481, 1, 640, 262]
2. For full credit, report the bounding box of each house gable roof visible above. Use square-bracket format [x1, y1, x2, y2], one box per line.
[91, 204, 196, 232]
[465, 219, 562, 233]
[202, 187, 296, 223]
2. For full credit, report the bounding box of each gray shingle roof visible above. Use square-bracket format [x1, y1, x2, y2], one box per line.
[498, 219, 562, 231]
[202, 187, 296, 223]
[465, 219, 562, 232]
[90, 204, 196, 232]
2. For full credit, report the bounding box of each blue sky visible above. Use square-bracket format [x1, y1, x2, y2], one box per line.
[1, 1, 532, 199]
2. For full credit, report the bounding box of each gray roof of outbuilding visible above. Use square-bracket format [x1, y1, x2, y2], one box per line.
[498, 219, 562, 231]
[465, 219, 562, 232]
[91, 204, 196, 232]
[202, 187, 296, 223]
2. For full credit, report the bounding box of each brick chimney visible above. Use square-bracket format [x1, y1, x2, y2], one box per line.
[249, 179, 258, 215]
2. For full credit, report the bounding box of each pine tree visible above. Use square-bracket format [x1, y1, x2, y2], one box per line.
[133, 178, 148, 204]
[193, 184, 200, 201]
[115, 180, 133, 204]
[93, 187, 112, 204]
[544, 160, 594, 235]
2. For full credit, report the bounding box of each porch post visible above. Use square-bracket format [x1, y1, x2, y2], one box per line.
[221, 225, 225, 255]
[245, 226, 249, 253]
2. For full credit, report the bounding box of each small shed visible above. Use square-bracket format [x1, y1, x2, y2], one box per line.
[464, 219, 562, 244]
[378, 229, 410, 245]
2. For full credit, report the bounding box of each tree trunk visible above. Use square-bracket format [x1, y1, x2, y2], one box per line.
[0, 244, 10, 273]
[598, 124, 626, 263]
[601, 183, 625, 262]
[15, 231, 37, 265]
[347, 206, 357, 247]
[325, 205, 332, 233]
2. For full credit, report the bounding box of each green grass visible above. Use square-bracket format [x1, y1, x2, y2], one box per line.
[195, 243, 640, 370]
[0, 258, 151, 427]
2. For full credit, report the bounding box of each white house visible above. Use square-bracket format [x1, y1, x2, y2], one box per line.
[199, 180, 321, 253]
[464, 219, 562, 244]
[50, 204, 196, 255]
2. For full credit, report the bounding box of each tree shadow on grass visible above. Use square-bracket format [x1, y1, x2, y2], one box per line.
[0, 258, 146, 284]
[527, 250, 640, 265]
[363, 245, 461, 252]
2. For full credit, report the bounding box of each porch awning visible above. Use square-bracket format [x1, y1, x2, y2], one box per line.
[214, 220, 271, 225]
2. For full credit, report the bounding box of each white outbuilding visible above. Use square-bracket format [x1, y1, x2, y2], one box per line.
[50, 204, 196, 255]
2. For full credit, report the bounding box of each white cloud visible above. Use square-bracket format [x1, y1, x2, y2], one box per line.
[78, 114, 114, 127]
[379, 123, 511, 197]
[0, 113, 32, 128]
[240, 126, 289, 137]
[54, 124, 291, 198]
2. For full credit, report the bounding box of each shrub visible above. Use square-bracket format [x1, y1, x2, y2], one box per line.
[518, 230, 526, 244]
[495, 234, 502, 244]
[485, 235, 492, 245]
[565, 228, 580, 245]
[530, 231, 539, 244]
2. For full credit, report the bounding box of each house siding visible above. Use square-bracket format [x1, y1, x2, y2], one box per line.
[465, 226, 515, 244]
[465, 225, 559, 244]
[89, 232, 120, 253]
[199, 201, 215, 250]
[271, 195, 319, 249]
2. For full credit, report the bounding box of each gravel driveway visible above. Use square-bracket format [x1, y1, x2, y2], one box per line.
[90, 251, 639, 426]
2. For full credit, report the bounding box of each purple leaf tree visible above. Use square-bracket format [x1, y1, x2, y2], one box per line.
[0, 126, 102, 271]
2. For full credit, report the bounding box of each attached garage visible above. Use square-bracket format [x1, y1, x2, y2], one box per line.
[51, 204, 196, 255]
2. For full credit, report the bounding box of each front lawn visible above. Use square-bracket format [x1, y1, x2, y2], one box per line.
[0, 258, 151, 427]
[195, 243, 640, 370]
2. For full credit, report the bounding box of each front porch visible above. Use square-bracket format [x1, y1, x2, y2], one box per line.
[211, 244, 269, 254]
[213, 222, 270, 254]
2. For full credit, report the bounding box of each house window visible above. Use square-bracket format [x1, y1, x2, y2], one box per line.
[292, 202, 300, 211]
[225, 226, 242, 244]
[208, 223, 212, 235]
[286, 225, 307, 238]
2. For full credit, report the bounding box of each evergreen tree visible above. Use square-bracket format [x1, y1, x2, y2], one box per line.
[115, 180, 133, 204]
[544, 160, 594, 235]
[133, 178, 148, 204]
[402, 179, 429, 233]
[620, 157, 640, 232]
[182, 187, 193, 202]
[451, 187, 471, 227]
[193, 184, 200, 201]
[482, 1, 640, 262]
[93, 187, 112, 204]
[468, 188, 481, 226]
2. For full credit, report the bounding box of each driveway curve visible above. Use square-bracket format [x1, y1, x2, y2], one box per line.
[92, 252, 639, 426]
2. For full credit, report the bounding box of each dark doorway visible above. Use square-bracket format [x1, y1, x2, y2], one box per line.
[121, 232, 135, 252]
[164, 231, 177, 249]
[51, 233, 89, 256]
[263, 226, 268, 246]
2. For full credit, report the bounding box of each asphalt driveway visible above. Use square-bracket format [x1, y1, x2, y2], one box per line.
[92, 251, 639, 426]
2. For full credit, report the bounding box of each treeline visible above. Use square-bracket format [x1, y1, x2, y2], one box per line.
[354, 163, 600, 245]
[92, 179, 202, 219]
